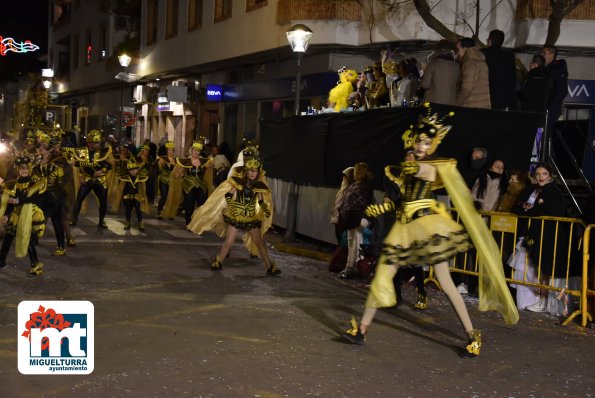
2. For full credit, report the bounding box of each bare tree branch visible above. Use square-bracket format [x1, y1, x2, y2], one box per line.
[412, 0, 463, 42]
[479, 0, 506, 30]
[430, 0, 446, 13]
[545, 0, 584, 45]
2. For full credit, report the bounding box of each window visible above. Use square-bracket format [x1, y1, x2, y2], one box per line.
[58, 50, 70, 77]
[165, 0, 179, 39]
[147, 0, 158, 45]
[187, 0, 203, 31]
[72, 34, 79, 70]
[246, 0, 267, 12]
[85, 28, 92, 65]
[214, 0, 232, 23]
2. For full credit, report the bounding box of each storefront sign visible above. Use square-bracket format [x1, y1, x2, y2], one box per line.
[205, 73, 337, 102]
[157, 93, 169, 111]
[206, 85, 223, 101]
[565, 80, 595, 105]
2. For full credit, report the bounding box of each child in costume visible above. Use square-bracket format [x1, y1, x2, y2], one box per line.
[341, 104, 519, 357]
[187, 145, 280, 276]
[0, 155, 47, 276]
[116, 157, 149, 231]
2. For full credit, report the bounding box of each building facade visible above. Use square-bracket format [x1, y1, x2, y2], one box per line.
[45, 0, 595, 155]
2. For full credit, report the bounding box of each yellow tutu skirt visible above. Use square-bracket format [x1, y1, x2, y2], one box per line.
[381, 214, 471, 267]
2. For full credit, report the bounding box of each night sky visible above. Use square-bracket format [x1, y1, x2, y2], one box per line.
[0, 1, 49, 80]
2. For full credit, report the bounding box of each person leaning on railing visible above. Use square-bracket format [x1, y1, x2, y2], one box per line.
[511, 162, 568, 313]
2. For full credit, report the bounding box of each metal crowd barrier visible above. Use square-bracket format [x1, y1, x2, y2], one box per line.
[426, 211, 593, 327]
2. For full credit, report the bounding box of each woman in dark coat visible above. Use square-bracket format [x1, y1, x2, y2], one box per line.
[512, 163, 571, 312]
[338, 162, 374, 279]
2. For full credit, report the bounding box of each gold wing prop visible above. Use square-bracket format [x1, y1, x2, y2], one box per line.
[187, 180, 231, 237]
[435, 161, 519, 325]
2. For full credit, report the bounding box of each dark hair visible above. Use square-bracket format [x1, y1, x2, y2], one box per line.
[542, 45, 558, 59]
[459, 37, 476, 49]
[475, 159, 508, 199]
[535, 162, 554, 176]
[488, 30, 505, 48]
[406, 58, 421, 79]
[434, 39, 456, 52]
[509, 168, 529, 185]
[472, 147, 488, 158]
[354, 162, 373, 185]
[531, 54, 546, 68]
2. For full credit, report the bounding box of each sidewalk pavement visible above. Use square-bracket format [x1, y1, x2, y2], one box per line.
[266, 227, 335, 262]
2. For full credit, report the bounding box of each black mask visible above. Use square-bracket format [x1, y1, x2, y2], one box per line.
[488, 170, 502, 179]
[471, 158, 487, 170]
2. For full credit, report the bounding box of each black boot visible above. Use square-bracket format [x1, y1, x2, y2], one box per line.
[0, 234, 14, 269]
[27, 240, 43, 277]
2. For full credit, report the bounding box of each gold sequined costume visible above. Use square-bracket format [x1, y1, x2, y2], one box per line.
[0, 155, 47, 274]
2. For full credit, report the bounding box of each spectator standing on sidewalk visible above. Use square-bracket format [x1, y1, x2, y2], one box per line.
[338, 162, 374, 279]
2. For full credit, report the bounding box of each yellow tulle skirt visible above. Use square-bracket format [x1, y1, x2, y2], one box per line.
[381, 214, 472, 267]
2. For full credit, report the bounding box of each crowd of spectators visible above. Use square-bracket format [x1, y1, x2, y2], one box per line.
[324, 30, 567, 123]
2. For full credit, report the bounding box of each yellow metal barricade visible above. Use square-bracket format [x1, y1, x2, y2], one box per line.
[431, 210, 593, 327]
[562, 224, 594, 327]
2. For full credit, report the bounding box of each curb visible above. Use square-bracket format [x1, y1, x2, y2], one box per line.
[273, 241, 332, 262]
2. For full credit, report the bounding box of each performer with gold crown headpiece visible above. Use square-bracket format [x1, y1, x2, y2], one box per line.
[0, 154, 47, 276]
[156, 140, 176, 219]
[32, 132, 70, 256]
[69, 129, 113, 228]
[341, 104, 519, 357]
[187, 144, 280, 276]
[162, 138, 212, 225]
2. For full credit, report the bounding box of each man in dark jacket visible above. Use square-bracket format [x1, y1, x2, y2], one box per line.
[541, 45, 569, 132]
[518, 55, 553, 112]
[482, 30, 517, 110]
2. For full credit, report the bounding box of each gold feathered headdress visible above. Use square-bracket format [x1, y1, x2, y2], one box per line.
[242, 145, 261, 171]
[402, 103, 454, 155]
[87, 130, 102, 143]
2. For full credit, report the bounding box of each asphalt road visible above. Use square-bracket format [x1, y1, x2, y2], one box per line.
[0, 212, 593, 397]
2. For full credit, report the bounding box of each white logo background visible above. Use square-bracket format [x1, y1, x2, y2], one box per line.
[18, 300, 94, 375]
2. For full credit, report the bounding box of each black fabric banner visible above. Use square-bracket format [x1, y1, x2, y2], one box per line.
[261, 105, 545, 189]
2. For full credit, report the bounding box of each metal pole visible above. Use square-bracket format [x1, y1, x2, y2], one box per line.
[542, 110, 549, 162]
[284, 52, 303, 242]
[119, 84, 124, 146]
[293, 52, 303, 116]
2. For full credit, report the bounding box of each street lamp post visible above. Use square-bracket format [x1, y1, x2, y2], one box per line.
[117, 54, 132, 146]
[284, 24, 313, 242]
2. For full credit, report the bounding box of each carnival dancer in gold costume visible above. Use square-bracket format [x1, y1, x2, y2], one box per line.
[187, 145, 280, 276]
[156, 140, 176, 219]
[162, 140, 212, 225]
[114, 157, 149, 230]
[341, 105, 519, 357]
[0, 155, 47, 276]
[69, 130, 113, 228]
[33, 132, 70, 256]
